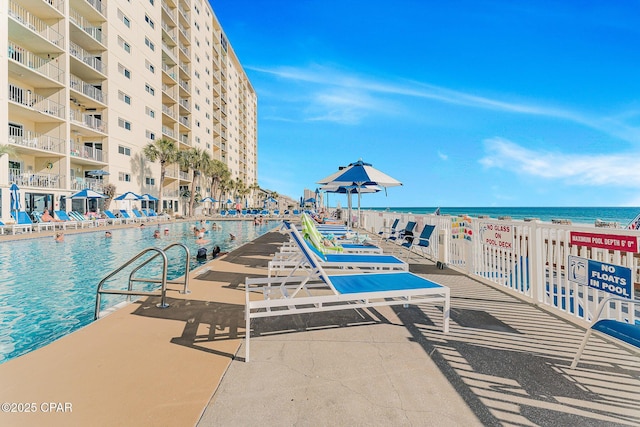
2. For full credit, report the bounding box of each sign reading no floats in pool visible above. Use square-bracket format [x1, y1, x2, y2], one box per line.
[568, 255, 632, 299]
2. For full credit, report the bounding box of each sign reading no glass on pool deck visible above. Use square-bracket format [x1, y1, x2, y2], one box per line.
[568, 255, 632, 299]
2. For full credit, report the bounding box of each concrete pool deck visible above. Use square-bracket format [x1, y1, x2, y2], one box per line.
[1, 227, 639, 426]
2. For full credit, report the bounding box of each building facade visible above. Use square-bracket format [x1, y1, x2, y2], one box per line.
[0, 0, 257, 219]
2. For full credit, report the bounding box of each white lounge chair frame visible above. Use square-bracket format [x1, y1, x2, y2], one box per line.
[244, 222, 450, 362]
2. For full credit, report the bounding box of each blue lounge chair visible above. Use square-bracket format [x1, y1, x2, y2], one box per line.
[10, 211, 33, 234]
[31, 211, 56, 232]
[132, 209, 151, 222]
[245, 221, 450, 362]
[399, 224, 436, 259]
[119, 210, 138, 224]
[103, 210, 122, 225]
[69, 211, 96, 228]
[54, 211, 79, 229]
[388, 221, 417, 244]
[378, 218, 400, 240]
[571, 297, 640, 368]
[269, 223, 408, 276]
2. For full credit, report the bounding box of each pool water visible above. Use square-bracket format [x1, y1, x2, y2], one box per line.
[0, 220, 278, 364]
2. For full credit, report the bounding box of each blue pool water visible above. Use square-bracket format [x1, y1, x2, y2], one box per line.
[0, 220, 278, 364]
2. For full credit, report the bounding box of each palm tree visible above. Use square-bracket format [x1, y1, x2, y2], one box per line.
[179, 147, 211, 216]
[0, 144, 16, 157]
[143, 139, 177, 213]
[203, 159, 228, 213]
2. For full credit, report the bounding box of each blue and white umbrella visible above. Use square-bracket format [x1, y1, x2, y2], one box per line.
[114, 191, 142, 201]
[317, 159, 401, 227]
[70, 188, 106, 213]
[10, 183, 21, 216]
[200, 197, 217, 203]
[140, 193, 159, 201]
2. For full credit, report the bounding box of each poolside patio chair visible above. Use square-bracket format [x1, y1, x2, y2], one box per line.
[398, 224, 436, 260]
[378, 218, 400, 240]
[10, 211, 34, 234]
[388, 221, 416, 244]
[571, 297, 640, 369]
[54, 211, 79, 229]
[245, 221, 450, 362]
[269, 223, 408, 276]
[132, 209, 151, 222]
[69, 211, 96, 228]
[103, 210, 123, 225]
[119, 210, 139, 224]
[31, 211, 56, 232]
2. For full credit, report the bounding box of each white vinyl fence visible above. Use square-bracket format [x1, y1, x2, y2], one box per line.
[361, 211, 639, 327]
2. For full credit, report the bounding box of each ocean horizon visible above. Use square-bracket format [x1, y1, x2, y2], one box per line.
[360, 206, 640, 227]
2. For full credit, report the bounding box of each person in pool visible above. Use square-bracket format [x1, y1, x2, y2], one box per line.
[105, 231, 112, 238]
[153, 229, 160, 238]
[54, 232, 64, 242]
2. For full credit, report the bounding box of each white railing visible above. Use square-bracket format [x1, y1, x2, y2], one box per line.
[8, 0, 64, 48]
[162, 84, 177, 99]
[8, 84, 65, 119]
[9, 169, 62, 189]
[71, 176, 104, 191]
[8, 130, 66, 154]
[162, 104, 176, 119]
[85, 0, 106, 16]
[69, 109, 106, 133]
[69, 141, 104, 162]
[69, 9, 104, 44]
[70, 74, 106, 104]
[162, 126, 175, 138]
[161, 3, 177, 23]
[69, 41, 105, 74]
[8, 42, 64, 84]
[362, 211, 640, 327]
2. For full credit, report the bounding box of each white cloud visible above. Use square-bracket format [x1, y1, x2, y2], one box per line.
[480, 137, 640, 186]
[437, 151, 448, 160]
[249, 64, 640, 143]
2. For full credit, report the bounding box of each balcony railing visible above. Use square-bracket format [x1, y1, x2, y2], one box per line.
[162, 83, 178, 100]
[162, 126, 175, 138]
[71, 176, 104, 191]
[179, 98, 189, 110]
[8, 0, 64, 48]
[161, 21, 177, 41]
[8, 130, 66, 154]
[70, 141, 104, 162]
[85, 0, 106, 16]
[162, 189, 179, 198]
[179, 116, 190, 127]
[8, 84, 65, 119]
[10, 169, 62, 189]
[69, 9, 104, 44]
[70, 74, 105, 104]
[161, 2, 176, 22]
[162, 104, 176, 119]
[8, 42, 64, 84]
[69, 109, 106, 133]
[69, 41, 105, 74]
[179, 80, 189, 93]
[179, 171, 189, 180]
[179, 61, 190, 74]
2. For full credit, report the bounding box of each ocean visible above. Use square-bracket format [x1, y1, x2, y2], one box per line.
[364, 207, 640, 227]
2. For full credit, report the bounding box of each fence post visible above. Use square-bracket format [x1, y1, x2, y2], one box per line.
[528, 220, 543, 303]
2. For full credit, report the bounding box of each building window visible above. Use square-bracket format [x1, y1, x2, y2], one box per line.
[119, 172, 131, 182]
[118, 36, 131, 53]
[118, 145, 131, 156]
[118, 63, 131, 79]
[118, 118, 132, 131]
[117, 10, 131, 27]
[145, 107, 155, 118]
[146, 130, 156, 140]
[145, 37, 155, 51]
[145, 84, 155, 96]
[145, 60, 155, 74]
[145, 14, 155, 29]
[118, 91, 131, 105]
[145, 177, 156, 185]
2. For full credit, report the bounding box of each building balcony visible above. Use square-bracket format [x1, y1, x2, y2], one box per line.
[161, 22, 177, 44]
[69, 109, 107, 135]
[69, 141, 105, 163]
[70, 74, 106, 107]
[8, 130, 66, 156]
[8, 84, 65, 121]
[9, 169, 62, 190]
[70, 176, 104, 192]
[161, 2, 177, 25]
[162, 125, 176, 139]
[69, 8, 105, 51]
[69, 41, 105, 76]
[8, 0, 65, 52]
[77, 0, 107, 20]
[162, 104, 177, 120]
[162, 42, 178, 65]
[8, 42, 65, 86]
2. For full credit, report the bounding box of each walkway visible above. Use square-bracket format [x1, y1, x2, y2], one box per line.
[0, 229, 638, 426]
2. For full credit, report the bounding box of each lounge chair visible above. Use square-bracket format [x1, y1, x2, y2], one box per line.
[103, 210, 123, 225]
[68, 211, 95, 228]
[301, 214, 381, 254]
[119, 210, 139, 223]
[571, 297, 640, 368]
[245, 221, 450, 362]
[378, 218, 400, 240]
[10, 211, 34, 234]
[398, 224, 436, 259]
[54, 211, 79, 229]
[132, 209, 151, 222]
[31, 211, 56, 232]
[388, 221, 417, 244]
[269, 222, 408, 276]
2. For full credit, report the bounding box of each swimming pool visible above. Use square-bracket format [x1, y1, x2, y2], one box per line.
[0, 220, 279, 364]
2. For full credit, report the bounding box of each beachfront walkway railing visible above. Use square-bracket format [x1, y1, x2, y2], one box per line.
[361, 211, 640, 327]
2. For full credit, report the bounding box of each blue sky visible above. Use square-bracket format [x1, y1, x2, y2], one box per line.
[211, 0, 640, 208]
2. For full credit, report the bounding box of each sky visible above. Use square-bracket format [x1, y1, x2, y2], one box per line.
[210, 0, 640, 208]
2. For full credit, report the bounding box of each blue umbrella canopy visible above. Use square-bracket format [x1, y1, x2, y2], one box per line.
[140, 193, 159, 201]
[10, 183, 21, 213]
[114, 191, 142, 201]
[225, 199, 233, 204]
[200, 197, 217, 203]
[317, 159, 402, 188]
[70, 188, 107, 199]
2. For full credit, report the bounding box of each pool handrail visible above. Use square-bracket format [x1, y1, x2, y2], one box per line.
[95, 247, 169, 320]
[127, 243, 192, 296]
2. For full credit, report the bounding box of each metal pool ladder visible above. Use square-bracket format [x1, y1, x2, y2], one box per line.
[94, 243, 191, 319]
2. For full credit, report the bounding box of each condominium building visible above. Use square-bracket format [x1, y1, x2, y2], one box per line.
[0, 0, 257, 219]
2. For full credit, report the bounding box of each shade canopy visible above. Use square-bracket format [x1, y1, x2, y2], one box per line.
[225, 199, 233, 204]
[87, 170, 110, 177]
[200, 197, 217, 203]
[114, 191, 142, 200]
[70, 188, 107, 199]
[140, 193, 159, 201]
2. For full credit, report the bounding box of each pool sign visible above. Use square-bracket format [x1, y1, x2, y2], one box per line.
[479, 222, 514, 249]
[570, 231, 638, 253]
[568, 255, 632, 298]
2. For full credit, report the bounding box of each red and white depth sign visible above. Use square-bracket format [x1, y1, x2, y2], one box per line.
[570, 232, 638, 252]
